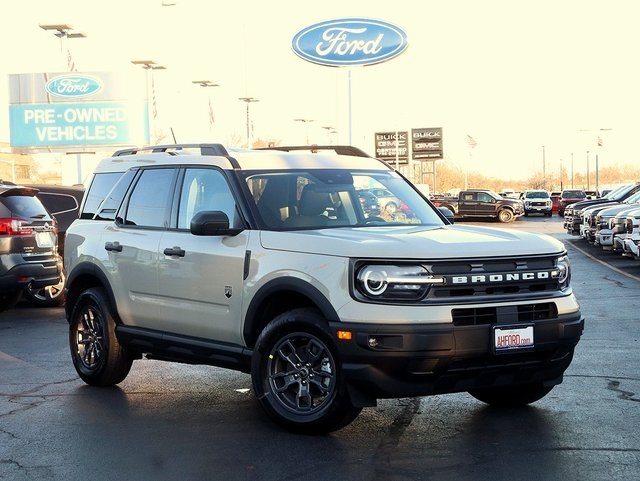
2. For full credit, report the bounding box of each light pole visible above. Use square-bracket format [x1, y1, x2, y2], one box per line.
[132, 60, 167, 141]
[571, 153, 574, 188]
[294, 118, 314, 144]
[322, 126, 337, 144]
[39, 24, 86, 71]
[559, 158, 563, 191]
[239, 97, 259, 148]
[586, 151, 590, 190]
[192, 80, 220, 132]
[541, 145, 546, 190]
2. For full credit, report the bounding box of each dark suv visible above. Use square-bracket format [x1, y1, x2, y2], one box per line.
[0, 182, 61, 311]
[21, 185, 85, 307]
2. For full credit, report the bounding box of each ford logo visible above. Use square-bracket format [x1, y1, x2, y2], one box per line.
[292, 18, 408, 67]
[45, 74, 103, 98]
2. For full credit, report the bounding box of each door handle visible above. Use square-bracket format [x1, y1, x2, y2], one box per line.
[163, 246, 186, 257]
[104, 241, 122, 252]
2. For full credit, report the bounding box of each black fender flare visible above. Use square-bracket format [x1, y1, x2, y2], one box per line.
[243, 276, 339, 346]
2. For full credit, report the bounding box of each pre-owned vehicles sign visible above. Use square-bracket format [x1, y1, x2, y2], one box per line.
[292, 18, 408, 66]
[8, 72, 148, 152]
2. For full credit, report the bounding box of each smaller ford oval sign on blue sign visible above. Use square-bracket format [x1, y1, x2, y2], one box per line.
[292, 18, 408, 67]
[45, 74, 103, 98]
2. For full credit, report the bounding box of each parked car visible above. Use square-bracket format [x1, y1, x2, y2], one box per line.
[356, 189, 379, 216]
[63, 143, 582, 433]
[432, 189, 524, 222]
[558, 189, 587, 217]
[21, 184, 85, 306]
[550, 192, 561, 214]
[522, 190, 553, 217]
[0, 182, 61, 311]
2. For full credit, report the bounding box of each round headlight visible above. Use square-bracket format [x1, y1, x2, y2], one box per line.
[355, 265, 444, 301]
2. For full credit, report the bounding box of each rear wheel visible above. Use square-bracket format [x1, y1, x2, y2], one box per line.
[251, 308, 361, 434]
[69, 287, 133, 386]
[469, 383, 554, 407]
[23, 273, 65, 307]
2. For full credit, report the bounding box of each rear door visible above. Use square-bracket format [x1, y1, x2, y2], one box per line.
[104, 168, 177, 327]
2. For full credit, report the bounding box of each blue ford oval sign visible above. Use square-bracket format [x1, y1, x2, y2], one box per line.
[292, 18, 408, 67]
[45, 74, 103, 98]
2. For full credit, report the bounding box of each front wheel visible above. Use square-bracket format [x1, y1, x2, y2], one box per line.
[468, 383, 554, 407]
[251, 308, 361, 434]
[498, 209, 515, 223]
[69, 287, 133, 386]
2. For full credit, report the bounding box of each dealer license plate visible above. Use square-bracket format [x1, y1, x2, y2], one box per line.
[493, 325, 534, 353]
[36, 231, 54, 248]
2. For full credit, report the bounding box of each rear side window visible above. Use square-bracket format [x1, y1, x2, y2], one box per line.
[37, 192, 80, 215]
[81, 172, 125, 219]
[121, 168, 177, 228]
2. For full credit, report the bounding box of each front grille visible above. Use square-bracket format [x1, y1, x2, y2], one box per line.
[425, 256, 561, 300]
[452, 302, 558, 326]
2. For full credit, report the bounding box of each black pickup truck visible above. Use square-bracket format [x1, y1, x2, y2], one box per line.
[431, 189, 524, 222]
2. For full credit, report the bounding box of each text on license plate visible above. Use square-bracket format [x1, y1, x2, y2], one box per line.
[36, 231, 54, 248]
[494, 325, 534, 352]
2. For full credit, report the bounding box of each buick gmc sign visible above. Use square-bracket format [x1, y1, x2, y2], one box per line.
[45, 74, 103, 98]
[292, 18, 408, 66]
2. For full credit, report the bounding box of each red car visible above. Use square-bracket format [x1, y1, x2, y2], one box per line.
[558, 189, 587, 217]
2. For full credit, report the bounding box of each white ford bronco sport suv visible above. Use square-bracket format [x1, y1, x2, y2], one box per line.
[64, 144, 584, 433]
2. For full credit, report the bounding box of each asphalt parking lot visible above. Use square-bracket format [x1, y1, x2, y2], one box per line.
[1, 214, 638, 481]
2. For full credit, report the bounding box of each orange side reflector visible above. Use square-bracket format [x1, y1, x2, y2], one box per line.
[337, 330, 352, 340]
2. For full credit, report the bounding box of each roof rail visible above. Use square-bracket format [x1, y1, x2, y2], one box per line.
[258, 145, 372, 158]
[112, 143, 229, 157]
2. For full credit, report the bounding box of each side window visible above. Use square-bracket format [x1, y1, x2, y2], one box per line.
[177, 168, 237, 229]
[478, 193, 491, 203]
[123, 169, 176, 228]
[81, 172, 124, 219]
[37, 193, 79, 216]
[95, 170, 137, 221]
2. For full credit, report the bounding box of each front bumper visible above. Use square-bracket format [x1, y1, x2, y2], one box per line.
[329, 312, 584, 402]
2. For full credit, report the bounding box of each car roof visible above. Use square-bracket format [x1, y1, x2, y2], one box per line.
[94, 144, 389, 174]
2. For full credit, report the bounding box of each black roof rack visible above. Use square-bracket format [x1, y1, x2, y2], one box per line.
[258, 145, 372, 158]
[112, 143, 229, 157]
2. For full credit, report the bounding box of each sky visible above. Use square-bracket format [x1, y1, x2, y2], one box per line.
[2, 0, 640, 182]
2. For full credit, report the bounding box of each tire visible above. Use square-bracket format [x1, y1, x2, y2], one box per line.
[524, 212, 529, 217]
[498, 209, 515, 223]
[69, 287, 133, 386]
[23, 272, 65, 307]
[0, 290, 21, 312]
[251, 308, 361, 434]
[468, 383, 554, 407]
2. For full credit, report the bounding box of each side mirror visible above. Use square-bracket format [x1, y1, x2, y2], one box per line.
[438, 207, 454, 224]
[190, 211, 243, 236]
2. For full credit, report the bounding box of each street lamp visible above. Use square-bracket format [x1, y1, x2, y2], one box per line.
[239, 97, 259, 148]
[39, 23, 86, 72]
[39, 23, 86, 38]
[294, 118, 314, 144]
[192, 80, 219, 131]
[132, 60, 167, 139]
[322, 126, 337, 144]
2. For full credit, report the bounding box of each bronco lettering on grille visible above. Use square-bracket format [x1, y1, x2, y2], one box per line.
[451, 271, 553, 284]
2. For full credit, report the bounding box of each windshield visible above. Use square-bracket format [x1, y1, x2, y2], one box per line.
[525, 191, 549, 199]
[562, 190, 586, 199]
[241, 169, 445, 230]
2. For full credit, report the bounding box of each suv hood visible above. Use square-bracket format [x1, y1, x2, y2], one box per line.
[260, 225, 564, 259]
